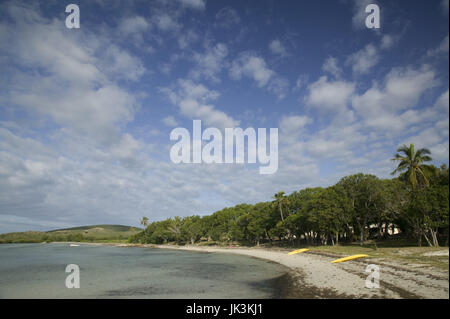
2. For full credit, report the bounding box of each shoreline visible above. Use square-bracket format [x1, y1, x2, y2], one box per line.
[150, 244, 449, 299]
[49, 241, 449, 298]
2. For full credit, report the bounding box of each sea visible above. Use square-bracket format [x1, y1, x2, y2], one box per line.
[0, 243, 290, 298]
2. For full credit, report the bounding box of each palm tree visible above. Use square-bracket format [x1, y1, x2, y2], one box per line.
[140, 216, 149, 228]
[167, 216, 182, 243]
[272, 191, 287, 221]
[391, 143, 433, 189]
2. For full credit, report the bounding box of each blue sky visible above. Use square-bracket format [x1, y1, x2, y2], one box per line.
[0, 0, 448, 233]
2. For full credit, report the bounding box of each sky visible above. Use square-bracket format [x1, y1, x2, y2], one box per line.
[0, 0, 448, 233]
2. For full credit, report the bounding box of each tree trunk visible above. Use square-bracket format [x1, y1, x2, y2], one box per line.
[423, 231, 433, 247]
[359, 222, 365, 246]
[265, 229, 272, 245]
[418, 229, 422, 247]
[384, 223, 389, 238]
[430, 228, 439, 247]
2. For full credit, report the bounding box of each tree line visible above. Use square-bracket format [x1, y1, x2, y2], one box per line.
[129, 144, 449, 247]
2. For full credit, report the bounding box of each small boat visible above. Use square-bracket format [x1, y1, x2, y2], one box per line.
[69, 244, 80, 247]
[331, 254, 368, 263]
[288, 248, 310, 255]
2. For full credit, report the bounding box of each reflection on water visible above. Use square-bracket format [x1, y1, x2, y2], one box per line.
[0, 243, 289, 298]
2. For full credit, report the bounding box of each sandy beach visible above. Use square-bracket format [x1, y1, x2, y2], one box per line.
[131, 244, 449, 299]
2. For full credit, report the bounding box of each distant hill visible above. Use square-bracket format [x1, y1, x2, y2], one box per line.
[0, 224, 142, 244]
[47, 224, 140, 233]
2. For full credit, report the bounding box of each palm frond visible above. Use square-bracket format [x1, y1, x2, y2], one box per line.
[416, 148, 431, 157]
[419, 155, 432, 162]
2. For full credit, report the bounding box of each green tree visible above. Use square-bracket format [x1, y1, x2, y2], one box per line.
[377, 179, 408, 238]
[167, 216, 183, 243]
[404, 167, 449, 246]
[391, 143, 433, 189]
[246, 202, 276, 245]
[272, 191, 288, 222]
[181, 215, 203, 244]
[336, 174, 384, 246]
[140, 216, 149, 228]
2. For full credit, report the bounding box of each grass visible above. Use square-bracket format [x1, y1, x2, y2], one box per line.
[0, 224, 142, 244]
[47, 224, 138, 233]
[303, 243, 449, 271]
[238, 236, 449, 271]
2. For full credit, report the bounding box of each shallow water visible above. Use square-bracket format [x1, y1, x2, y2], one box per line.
[0, 243, 289, 298]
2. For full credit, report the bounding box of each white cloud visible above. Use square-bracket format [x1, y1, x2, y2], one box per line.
[295, 74, 309, 90]
[434, 89, 450, 113]
[162, 79, 239, 128]
[305, 76, 355, 112]
[109, 134, 141, 160]
[11, 84, 136, 142]
[279, 115, 312, 145]
[351, 0, 377, 29]
[380, 34, 398, 50]
[1, 3, 142, 144]
[322, 57, 342, 78]
[384, 65, 438, 110]
[267, 77, 290, 100]
[306, 139, 350, 159]
[426, 34, 449, 57]
[229, 52, 289, 99]
[162, 116, 178, 127]
[215, 7, 240, 29]
[117, 16, 152, 47]
[159, 62, 172, 74]
[269, 39, 287, 56]
[178, 0, 206, 11]
[352, 65, 440, 134]
[100, 45, 146, 81]
[282, 121, 367, 168]
[346, 43, 379, 74]
[153, 14, 180, 32]
[118, 16, 150, 37]
[401, 122, 449, 163]
[280, 115, 311, 134]
[230, 52, 274, 87]
[191, 43, 228, 81]
[430, 142, 450, 162]
[177, 29, 200, 49]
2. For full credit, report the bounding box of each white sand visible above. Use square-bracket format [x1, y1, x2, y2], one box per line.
[146, 244, 449, 299]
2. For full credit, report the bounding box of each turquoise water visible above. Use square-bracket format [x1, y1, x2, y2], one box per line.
[0, 243, 289, 298]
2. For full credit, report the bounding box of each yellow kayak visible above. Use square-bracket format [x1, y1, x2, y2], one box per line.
[331, 254, 368, 263]
[288, 248, 310, 255]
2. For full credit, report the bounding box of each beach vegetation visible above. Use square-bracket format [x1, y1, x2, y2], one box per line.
[130, 145, 448, 248]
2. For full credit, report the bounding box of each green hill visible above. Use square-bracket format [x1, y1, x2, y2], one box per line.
[47, 224, 140, 233]
[0, 224, 142, 244]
